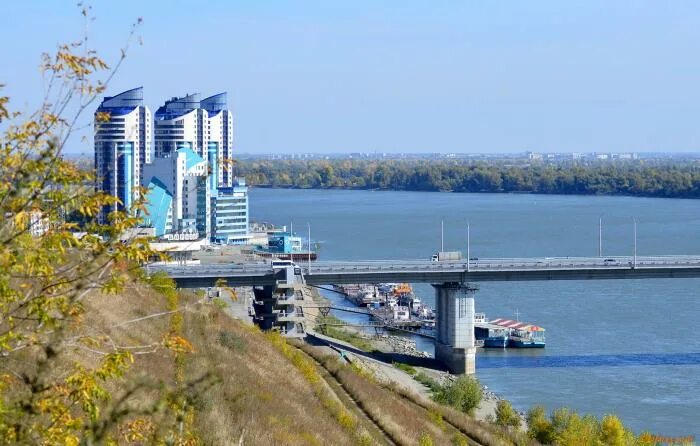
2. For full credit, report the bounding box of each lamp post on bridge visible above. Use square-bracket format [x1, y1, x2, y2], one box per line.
[441, 219, 444, 253]
[598, 215, 603, 257]
[307, 222, 312, 272]
[633, 217, 637, 268]
[467, 221, 471, 272]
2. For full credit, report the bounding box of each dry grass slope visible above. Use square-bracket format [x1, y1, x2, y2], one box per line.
[76, 285, 534, 445]
[81, 287, 358, 445]
[294, 342, 528, 446]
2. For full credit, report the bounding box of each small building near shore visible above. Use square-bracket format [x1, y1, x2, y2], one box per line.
[211, 178, 250, 245]
[253, 230, 317, 261]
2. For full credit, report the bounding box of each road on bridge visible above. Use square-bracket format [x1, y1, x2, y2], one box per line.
[152, 255, 700, 288]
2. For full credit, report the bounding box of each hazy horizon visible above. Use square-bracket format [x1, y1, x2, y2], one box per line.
[4, 1, 700, 154]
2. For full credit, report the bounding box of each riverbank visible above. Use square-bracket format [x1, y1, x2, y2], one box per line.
[235, 158, 700, 199]
[302, 284, 504, 422]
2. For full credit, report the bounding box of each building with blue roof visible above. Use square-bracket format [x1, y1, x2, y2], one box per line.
[153, 93, 208, 162]
[142, 178, 173, 236]
[94, 87, 152, 221]
[95, 88, 244, 243]
[142, 146, 210, 239]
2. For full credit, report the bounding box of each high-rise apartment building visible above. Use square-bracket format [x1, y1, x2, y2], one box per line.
[153, 93, 209, 162]
[95, 88, 244, 243]
[94, 87, 151, 217]
[201, 93, 234, 188]
[154, 92, 234, 188]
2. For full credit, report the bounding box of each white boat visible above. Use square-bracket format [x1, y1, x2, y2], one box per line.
[392, 305, 411, 321]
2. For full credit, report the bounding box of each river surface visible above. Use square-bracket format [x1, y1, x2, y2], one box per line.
[250, 187, 700, 436]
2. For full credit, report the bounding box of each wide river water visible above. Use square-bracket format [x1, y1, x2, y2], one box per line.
[249, 187, 700, 436]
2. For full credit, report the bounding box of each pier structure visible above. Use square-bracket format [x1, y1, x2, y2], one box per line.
[433, 282, 478, 374]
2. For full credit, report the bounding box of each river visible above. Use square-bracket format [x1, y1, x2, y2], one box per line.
[249, 187, 700, 436]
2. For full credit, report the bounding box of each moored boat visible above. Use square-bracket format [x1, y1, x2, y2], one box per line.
[483, 335, 509, 348]
[508, 335, 545, 348]
[489, 318, 546, 348]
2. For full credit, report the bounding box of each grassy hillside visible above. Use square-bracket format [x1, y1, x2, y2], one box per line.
[81, 286, 358, 445]
[75, 283, 520, 445]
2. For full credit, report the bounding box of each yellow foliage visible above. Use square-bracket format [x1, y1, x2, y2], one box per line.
[600, 414, 626, 446]
[0, 7, 196, 444]
[119, 418, 155, 442]
[418, 432, 434, 446]
[165, 334, 195, 353]
[427, 408, 446, 431]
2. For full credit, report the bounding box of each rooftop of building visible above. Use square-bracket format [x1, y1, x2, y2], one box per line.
[217, 178, 248, 196]
[97, 86, 144, 116]
[200, 92, 227, 115]
[176, 146, 205, 171]
[154, 92, 228, 120]
[154, 93, 201, 121]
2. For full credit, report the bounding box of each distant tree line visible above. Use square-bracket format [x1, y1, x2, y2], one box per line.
[233, 158, 700, 199]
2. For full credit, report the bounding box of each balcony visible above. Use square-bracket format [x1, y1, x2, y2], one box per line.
[277, 311, 304, 323]
[276, 298, 296, 306]
[280, 324, 306, 338]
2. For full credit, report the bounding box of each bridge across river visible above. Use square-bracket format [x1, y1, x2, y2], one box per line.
[152, 254, 700, 374]
[154, 255, 700, 288]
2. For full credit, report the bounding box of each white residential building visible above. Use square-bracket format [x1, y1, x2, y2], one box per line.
[201, 93, 234, 188]
[154, 93, 209, 163]
[94, 87, 152, 218]
[96, 89, 241, 243]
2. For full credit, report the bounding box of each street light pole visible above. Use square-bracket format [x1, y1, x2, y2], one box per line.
[467, 221, 471, 272]
[599, 216, 602, 257]
[441, 219, 444, 253]
[307, 222, 311, 271]
[633, 218, 637, 268]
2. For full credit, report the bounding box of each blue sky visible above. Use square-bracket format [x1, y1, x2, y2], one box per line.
[3, 1, 700, 154]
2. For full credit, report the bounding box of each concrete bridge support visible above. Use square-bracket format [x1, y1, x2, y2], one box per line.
[433, 282, 478, 374]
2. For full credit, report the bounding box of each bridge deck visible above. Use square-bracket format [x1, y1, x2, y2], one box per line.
[153, 255, 700, 288]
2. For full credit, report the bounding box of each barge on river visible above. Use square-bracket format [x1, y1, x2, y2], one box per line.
[475, 315, 546, 348]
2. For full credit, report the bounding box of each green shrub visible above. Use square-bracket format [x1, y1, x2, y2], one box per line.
[527, 406, 640, 445]
[216, 330, 247, 351]
[526, 405, 555, 444]
[433, 375, 483, 415]
[494, 400, 521, 429]
[600, 414, 629, 446]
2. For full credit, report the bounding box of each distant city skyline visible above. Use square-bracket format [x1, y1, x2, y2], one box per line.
[4, 1, 700, 154]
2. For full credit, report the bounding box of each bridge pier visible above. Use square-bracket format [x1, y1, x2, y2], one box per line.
[433, 282, 478, 375]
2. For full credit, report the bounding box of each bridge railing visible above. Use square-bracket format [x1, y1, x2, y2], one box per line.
[150, 255, 700, 279]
